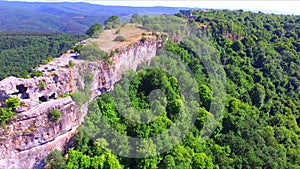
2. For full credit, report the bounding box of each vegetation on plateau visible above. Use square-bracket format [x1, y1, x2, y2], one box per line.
[86, 24, 104, 38]
[78, 42, 109, 61]
[114, 35, 126, 42]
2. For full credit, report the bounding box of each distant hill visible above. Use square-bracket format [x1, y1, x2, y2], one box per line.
[0, 1, 186, 34]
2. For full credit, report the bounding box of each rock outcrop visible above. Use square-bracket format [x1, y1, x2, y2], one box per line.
[0, 39, 161, 168]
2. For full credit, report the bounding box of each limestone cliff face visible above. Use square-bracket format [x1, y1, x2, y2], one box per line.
[0, 39, 161, 168]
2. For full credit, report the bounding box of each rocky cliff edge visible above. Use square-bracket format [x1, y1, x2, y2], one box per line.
[0, 38, 162, 168]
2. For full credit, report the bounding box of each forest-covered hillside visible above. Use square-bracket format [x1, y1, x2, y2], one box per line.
[0, 1, 183, 33]
[55, 10, 299, 169]
[1, 9, 299, 169]
[0, 32, 85, 79]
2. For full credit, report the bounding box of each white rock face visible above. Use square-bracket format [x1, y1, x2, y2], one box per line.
[0, 39, 161, 168]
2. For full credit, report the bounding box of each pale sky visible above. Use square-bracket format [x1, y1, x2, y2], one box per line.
[4, 0, 300, 15]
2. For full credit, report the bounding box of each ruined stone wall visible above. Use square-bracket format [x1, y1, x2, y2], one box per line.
[0, 39, 161, 168]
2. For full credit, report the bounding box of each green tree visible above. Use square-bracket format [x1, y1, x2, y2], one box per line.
[160, 155, 176, 168]
[192, 153, 214, 169]
[105, 16, 121, 29]
[199, 85, 212, 110]
[79, 42, 108, 61]
[45, 150, 66, 169]
[130, 13, 142, 23]
[86, 24, 104, 38]
[250, 83, 265, 107]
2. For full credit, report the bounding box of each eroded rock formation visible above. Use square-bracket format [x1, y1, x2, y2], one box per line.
[0, 39, 161, 168]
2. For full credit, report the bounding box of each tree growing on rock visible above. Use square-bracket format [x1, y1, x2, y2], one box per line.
[5, 96, 20, 110]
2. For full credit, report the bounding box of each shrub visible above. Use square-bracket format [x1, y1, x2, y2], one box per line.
[110, 50, 116, 57]
[161, 34, 167, 41]
[108, 59, 113, 65]
[114, 36, 125, 42]
[140, 36, 147, 43]
[49, 109, 62, 122]
[115, 29, 120, 34]
[142, 32, 146, 36]
[152, 32, 158, 36]
[115, 48, 121, 53]
[73, 44, 84, 53]
[60, 93, 71, 98]
[103, 52, 110, 60]
[128, 44, 133, 48]
[68, 60, 75, 68]
[30, 71, 43, 78]
[5, 97, 20, 110]
[0, 108, 14, 125]
[38, 81, 46, 90]
[42, 55, 54, 65]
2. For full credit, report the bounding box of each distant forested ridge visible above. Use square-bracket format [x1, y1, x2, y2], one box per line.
[0, 1, 183, 33]
[0, 32, 85, 80]
[44, 10, 300, 169]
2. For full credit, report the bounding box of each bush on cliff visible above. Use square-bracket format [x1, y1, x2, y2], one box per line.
[5, 96, 20, 110]
[140, 36, 147, 43]
[38, 81, 47, 90]
[49, 109, 62, 122]
[0, 108, 14, 125]
[68, 60, 75, 68]
[0, 97, 20, 125]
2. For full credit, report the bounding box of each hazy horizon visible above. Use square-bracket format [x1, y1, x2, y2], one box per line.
[2, 0, 300, 15]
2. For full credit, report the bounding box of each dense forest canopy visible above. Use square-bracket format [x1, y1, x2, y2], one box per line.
[0, 32, 86, 80]
[1, 8, 299, 169]
[46, 10, 300, 169]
